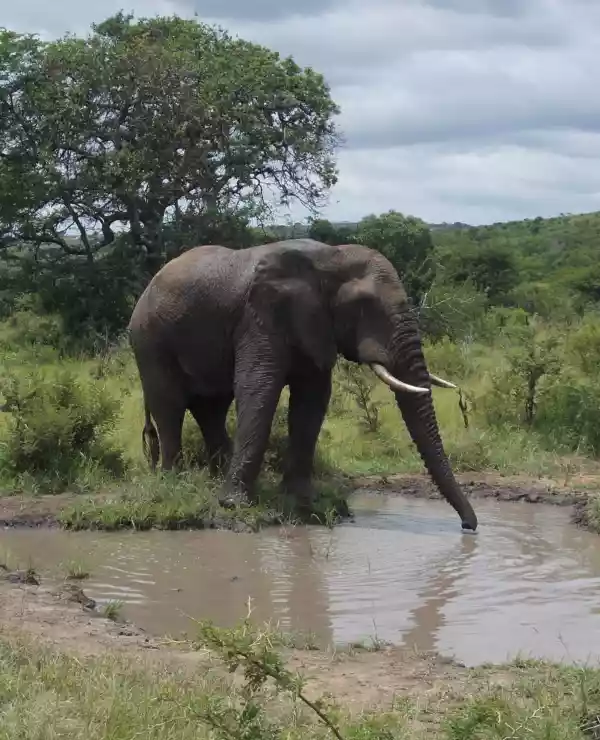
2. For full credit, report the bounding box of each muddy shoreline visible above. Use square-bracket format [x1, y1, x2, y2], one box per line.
[0, 572, 478, 710]
[1, 472, 598, 532]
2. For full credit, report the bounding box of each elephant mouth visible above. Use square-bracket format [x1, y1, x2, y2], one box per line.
[370, 363, 457, 394]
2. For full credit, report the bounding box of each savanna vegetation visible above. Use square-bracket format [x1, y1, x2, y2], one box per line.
[1, 14, 600, 530]
[3, 11, 600, 740]
[3, 617, 600, 740]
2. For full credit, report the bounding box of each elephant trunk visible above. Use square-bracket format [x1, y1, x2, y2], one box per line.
[387, 327, 478, 531]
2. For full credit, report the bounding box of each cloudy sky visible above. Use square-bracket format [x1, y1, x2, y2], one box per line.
[4, 0, 600, 225]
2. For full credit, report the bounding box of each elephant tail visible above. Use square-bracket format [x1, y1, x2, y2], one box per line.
[142, 396, 160, 470]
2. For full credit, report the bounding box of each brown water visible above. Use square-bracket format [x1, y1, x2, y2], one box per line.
[3, 492, 600, 667]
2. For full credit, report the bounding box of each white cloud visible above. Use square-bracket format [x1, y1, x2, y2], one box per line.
[3, 0, 600, 224]
[327, 142, 600, 225]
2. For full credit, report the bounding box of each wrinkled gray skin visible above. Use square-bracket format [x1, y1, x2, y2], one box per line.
[128, 239, 478, 531]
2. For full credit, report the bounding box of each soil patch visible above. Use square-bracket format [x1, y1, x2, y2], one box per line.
[354, 471, 599, 506]
[0, 574, 506, 711]
[0, 492, 76, 528]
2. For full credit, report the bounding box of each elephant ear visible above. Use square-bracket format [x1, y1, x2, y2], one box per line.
[248, 248, 337, 370]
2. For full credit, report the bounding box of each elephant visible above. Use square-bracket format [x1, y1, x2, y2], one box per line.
[128, 238, 478, 531]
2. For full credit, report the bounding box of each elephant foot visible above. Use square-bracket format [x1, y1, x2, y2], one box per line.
[217, 487, 252, 510]
[281, 477, 318, 514]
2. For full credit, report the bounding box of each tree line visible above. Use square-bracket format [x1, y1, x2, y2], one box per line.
[2, 12, 600, 351]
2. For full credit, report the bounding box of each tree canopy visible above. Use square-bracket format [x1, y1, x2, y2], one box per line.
[0, 14, 340, 274]
[353, 211, 436, 304]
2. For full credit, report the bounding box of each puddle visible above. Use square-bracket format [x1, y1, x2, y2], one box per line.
[3, 492, 600, 666]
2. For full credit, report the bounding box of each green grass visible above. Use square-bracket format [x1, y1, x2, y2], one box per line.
[58, 471, 351, 532]
[587, 498, 600, 533]
[1, 630, 600, 739]
[61, 559, 91, 580]
[101, 600, 123, 621]
[2, 315, 600, 532]
[573, 496, 600, 534]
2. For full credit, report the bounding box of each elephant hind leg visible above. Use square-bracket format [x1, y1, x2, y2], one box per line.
[142, 404, 160, 470]
[187, 393, 233, 476]
[152, 404, 186, 471]
[140, 367, 187, 472]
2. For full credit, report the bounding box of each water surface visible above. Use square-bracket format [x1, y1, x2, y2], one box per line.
[4, 492, 600, 666]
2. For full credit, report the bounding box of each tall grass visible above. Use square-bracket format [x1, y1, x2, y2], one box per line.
[1, 308, 600, 504]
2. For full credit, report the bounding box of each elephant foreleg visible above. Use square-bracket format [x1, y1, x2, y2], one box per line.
[283, 369, 332, 509]
[219, 371, 284, 508]
[187, 394, 233, 476]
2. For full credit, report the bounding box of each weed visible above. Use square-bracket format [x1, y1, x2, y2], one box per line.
[336, 360, 380, 433]
[102, 600, 123, 621]
[62, 559, 91, 580]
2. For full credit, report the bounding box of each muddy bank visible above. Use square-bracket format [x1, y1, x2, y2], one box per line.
[0, 492, 73, 529]
[1, 472, 598, 532]
[354, 471, 597, 506]
[0, 572, 507, 711]
[0, 492, 292, 532]
[356, 472, 600, 532]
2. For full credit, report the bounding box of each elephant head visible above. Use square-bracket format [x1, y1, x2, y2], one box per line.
[249, 240, 478, 531]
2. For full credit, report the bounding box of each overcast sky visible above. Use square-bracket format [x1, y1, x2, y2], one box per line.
[4, 0, 600, 225]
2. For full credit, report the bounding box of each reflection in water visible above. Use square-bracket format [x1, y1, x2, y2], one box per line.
[4, 492, 600, 666]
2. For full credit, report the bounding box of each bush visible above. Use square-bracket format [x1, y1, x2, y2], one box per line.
[0, 368, 125, 492]
[335, 359, 381, 432]
[178, 392, 333, 480]
[479, 321, 563, 427]
[534, 378, 600, 457]
[475, 306, 531, 346]
[419, 279, 488, 342]
[567, 314, 600, 377]
[0, 301, 68, 361]
[423, 337, 477, 381]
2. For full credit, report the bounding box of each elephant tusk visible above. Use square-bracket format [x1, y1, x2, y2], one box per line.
[370, 363, 431, 394]
[429, 373, 457, 389]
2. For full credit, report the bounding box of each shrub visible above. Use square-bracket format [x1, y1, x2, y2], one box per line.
[479, 321, 562, 427]
[179, 393, 333, 480]
[567, 314, 600, 377]
[535, 378, 600, 457]
[336, 359, 381, 432]
[423, 337, 476, 381]
[475, 306, 531, 346]
[0, 306, 66, 357]
[0, 368, 125, 492]
[419, 279, 488, 342]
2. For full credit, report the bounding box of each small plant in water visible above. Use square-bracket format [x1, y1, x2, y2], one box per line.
[102, 600, 123, 621]
[62, 559, 91, 580]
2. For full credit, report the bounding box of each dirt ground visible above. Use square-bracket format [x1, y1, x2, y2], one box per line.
[0, 573, 503, 711]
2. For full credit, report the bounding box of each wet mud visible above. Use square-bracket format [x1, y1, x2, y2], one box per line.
[1, 472, 598, 531]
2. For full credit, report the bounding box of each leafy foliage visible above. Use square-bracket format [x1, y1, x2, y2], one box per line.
[0, 367, 124, 491]
[0, 13, 340, 339]
[353, 210, 435, 303]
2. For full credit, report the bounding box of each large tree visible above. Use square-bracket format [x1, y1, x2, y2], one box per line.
[307, 217, 356, 245]
[0, 13, 340, 275]
[353, 210, 436, 304]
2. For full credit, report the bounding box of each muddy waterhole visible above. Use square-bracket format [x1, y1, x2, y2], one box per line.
[3, 492, 600, 667]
